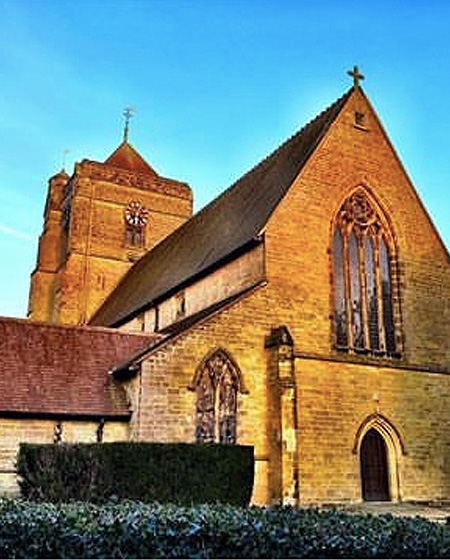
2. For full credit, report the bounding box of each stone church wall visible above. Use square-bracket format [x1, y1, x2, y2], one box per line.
[125, 285, 278, 505]
[264, 87, 450, 366]
[295, 358, 450, 503]
[259, 87, 450, 502]
[127, 89, 450, 505]
[156, 245, 265, 331]
[24, 87, 450, 506]
[0, 418, 128, 495]
[69, 171, 192, 260]
[119, 244, 265, 334]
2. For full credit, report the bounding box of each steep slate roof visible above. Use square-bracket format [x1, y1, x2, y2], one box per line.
[90, 87, 353, 327]
[104, 141, 158, 176]
[0, 317, 159, 418]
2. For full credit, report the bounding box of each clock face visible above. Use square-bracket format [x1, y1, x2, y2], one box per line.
[125, 201, 149, 228]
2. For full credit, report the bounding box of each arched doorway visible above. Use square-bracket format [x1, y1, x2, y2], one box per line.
[360, 428, 390, 501]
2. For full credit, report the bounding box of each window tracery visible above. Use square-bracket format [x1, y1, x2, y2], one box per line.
[195, 350, 239, 444]
[332, 189, 399, 356]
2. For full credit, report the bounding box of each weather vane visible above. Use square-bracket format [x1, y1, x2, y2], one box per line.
[123, 107, 135, 143]
[347, 65, 364, 89]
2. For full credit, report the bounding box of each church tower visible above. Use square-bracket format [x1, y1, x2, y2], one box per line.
[28, 123, 193, 325]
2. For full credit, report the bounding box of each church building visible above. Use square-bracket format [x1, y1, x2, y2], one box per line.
[2, 69, 450, 505]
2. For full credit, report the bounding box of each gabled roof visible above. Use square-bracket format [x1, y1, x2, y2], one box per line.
[90, 87, 353, 327]
[104, 141, 158, 176]
[0, 317, 158, 418]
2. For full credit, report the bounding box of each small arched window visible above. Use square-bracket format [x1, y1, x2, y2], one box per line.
[332, 189, 399, 356]
[195, 349, 240, 444]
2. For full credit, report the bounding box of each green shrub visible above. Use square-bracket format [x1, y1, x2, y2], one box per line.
[0, 501, 449, 558]
[17, 442, 254, 506]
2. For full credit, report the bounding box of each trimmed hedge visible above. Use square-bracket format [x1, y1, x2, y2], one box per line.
[0, 500, 449, 558]
[17, 442, 254, 506]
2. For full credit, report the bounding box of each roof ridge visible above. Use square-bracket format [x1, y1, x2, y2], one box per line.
[0, 316, 154, 337]
[176, 86, 354, 228]
[90, 87, 354, 327]
[152, 86, 353, 236]
[225, 87, 353, 191]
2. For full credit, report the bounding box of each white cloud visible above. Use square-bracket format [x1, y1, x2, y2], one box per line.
[0, 223, 33, 242]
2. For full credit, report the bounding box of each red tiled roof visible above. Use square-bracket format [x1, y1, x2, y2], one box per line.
[0, 317, 160, 419]
[104, 141, 158, 176]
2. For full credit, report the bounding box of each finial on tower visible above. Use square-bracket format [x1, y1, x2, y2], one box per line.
[347, 65, 364, 89]
[123, 107, 135, 143]
[61, 149, 70, 173]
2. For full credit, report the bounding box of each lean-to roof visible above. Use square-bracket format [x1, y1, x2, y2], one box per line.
[0, 317, 158, 418]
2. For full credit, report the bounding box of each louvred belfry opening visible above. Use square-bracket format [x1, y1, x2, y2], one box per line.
[332, 189, 399, 356]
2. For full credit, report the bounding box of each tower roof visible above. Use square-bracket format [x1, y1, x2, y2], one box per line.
[104, 141, 157, 176]
[90, 87, 354, 327]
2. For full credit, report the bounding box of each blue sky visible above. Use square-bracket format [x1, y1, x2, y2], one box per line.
[1, 0, 450, 317]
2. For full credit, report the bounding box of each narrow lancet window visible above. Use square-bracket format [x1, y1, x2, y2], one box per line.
[195, 368, 215, 443]
[365, 236, 380, 351]
[332, 189, 399, 357]
[219, 368, 238, 444]
[380, 238, 396, 354]
[333, 228, 348, 347]
[349, 232, 364, 349]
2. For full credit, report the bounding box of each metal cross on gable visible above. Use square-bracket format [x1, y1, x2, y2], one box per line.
[123, 106, 135, 143]
[347, 65, 364, 88]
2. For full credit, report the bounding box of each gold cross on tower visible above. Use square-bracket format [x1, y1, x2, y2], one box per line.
[347, 65, 364, 88]
[123, 106, 135, 143]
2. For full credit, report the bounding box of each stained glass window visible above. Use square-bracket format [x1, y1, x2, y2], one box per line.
[195, 350, 239, 444]
[332, 189, 399, 356]
[333, 228, 348, 347]
[365, 236, 380, 351]
[219, 367, 238, 444]
[380, 238, 396, 354]
[195, 366, 215, 443]
[349, 232, 364, 349]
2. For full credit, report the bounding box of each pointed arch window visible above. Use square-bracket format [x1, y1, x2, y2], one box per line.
[195, 349, 240, 444]
[332, 190, 400, 357]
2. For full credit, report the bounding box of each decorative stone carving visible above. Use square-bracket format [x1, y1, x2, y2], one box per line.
[340, 190, 379, 229]
[79, 161, 191, 200]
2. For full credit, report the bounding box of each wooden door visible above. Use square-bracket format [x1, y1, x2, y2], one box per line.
[360, 428, 390, 501]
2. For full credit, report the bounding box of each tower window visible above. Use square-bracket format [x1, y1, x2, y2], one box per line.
[124, 201, 149, 248]
[332, 189, 399, 357]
